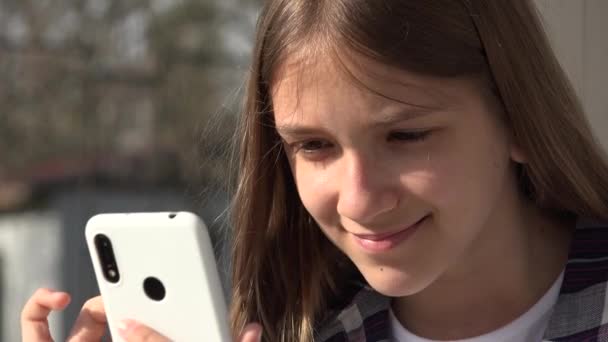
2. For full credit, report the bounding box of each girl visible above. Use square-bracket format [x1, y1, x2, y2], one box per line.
[21, 0, 608, 341]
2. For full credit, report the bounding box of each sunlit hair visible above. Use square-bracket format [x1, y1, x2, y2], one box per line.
[229, 1, 608, 340]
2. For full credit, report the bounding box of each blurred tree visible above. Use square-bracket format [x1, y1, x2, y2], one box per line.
[0, 0, 258, 188]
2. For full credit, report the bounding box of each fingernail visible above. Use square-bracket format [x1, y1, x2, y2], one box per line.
[118, 319, 138, 338]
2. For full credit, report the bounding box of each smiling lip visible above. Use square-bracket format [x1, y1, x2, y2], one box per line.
[352, 215, 428, 253]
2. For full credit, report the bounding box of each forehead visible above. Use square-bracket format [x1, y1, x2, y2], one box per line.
[270, 52, 464, 117]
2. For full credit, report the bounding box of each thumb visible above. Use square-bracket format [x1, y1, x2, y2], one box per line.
[238, 322, 262, 342]
[118, 319, 170, 342]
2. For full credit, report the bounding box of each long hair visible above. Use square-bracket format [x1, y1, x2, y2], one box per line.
[229, 1, 608, 340]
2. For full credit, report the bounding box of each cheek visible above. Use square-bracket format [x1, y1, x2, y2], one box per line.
[392, 138, 462, 211]
[405, 128, 512, 219]
[291, 163, 339, 226]
[427, 133, 512, 226]
[398, 159, 460, 219]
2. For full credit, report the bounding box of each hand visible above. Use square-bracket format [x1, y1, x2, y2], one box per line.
[119, 320, 262, 342]
[237, 323, 262, 342]
[21, 288, 71, 342]
[21, 288, 171, 342]
[115, 319, 170, 342]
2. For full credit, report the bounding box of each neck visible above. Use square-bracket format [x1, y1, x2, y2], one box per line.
[391, 195, 573, 340]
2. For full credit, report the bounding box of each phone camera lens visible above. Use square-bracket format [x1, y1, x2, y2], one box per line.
[94, 234, 121, 283]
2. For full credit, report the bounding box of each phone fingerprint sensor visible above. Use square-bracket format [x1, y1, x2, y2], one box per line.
[143, 277, 166, 301]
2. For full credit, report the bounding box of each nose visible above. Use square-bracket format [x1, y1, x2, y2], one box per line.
[336, 151, 400, 225]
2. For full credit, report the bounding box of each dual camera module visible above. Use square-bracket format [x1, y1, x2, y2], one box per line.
[94, 232, 167, 301]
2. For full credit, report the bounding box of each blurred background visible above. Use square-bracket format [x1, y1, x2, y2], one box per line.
[0, 0, 258, 340]
[0, 0, 606, 341]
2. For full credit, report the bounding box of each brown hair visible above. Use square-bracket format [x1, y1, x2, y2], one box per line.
[229, 1, 608, 341]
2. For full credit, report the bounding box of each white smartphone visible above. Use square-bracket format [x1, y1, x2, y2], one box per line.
[85, 211, 231, 342]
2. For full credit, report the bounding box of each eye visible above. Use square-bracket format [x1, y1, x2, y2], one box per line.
[388, 130, 431, 143]
[283, 138, 333, 154]
[300, 140, 330, 151]
[284, 139, 334, 162]
[293, 139, 333, 153]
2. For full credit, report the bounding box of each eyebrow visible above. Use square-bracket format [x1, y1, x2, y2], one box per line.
[371, 106, 437, 127]
[275, 106, 438, 137]
[275, 123, 323, 138]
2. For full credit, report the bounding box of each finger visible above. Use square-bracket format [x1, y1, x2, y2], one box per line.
[238, 323, 262, 342]
[118, 319, 171, 342]
[21, 288, 71, 342]
[66, 296, 107, 342]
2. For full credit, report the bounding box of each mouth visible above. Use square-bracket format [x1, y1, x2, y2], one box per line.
[351, 215, 429, 253]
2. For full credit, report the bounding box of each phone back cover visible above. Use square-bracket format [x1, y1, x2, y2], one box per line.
[85, 212, 230, 341]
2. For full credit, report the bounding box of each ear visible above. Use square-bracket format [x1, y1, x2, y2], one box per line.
[510, 143, 527, 164]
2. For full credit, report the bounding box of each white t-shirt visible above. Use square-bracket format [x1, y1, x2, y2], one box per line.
[390, 271, 564, 342]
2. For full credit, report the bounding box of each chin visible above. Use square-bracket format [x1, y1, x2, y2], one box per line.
[360, 267, 431, 297]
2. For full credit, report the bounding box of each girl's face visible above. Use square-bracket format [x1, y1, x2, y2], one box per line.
[272, 55, 525, 297]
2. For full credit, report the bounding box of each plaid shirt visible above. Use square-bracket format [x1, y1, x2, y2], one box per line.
[316, 219, 608, 341]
